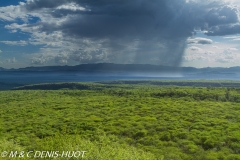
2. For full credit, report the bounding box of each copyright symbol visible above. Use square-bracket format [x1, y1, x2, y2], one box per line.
[1, 151, 8, 157]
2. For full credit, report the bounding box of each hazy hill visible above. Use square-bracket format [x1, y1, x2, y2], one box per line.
[0, 67, 6, 71]
[0, 63, 239, 73]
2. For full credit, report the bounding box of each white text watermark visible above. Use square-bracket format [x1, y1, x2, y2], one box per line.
[1, 150, 87, 159]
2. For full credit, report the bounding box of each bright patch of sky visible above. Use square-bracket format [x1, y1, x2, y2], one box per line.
[0, 0, 240, 68]
[183, 31, 240, 68]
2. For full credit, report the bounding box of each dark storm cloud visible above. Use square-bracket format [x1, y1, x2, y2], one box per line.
[50, 0, 222, 38]
[28, 0, 196, 39]
[24, 0, 240, 38]
[7, 0, 240, 66]
[204, 5, 240, 36]
[206, 6, 239, 27]
[24, 0, 200, 66]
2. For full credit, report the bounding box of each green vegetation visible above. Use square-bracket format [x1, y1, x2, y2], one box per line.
[0, 133, 156, 160]
[1, 81, 240, 159]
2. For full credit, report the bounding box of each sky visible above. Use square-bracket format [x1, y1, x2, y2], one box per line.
[1, 0, 240, 68]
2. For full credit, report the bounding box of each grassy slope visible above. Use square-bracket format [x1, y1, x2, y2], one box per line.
[1, 82, 240, 159]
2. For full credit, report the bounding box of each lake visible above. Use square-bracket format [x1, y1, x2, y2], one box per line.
[1, 71, 240, 86]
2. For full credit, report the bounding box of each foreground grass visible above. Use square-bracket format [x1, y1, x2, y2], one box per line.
[1, 82, 240, 159]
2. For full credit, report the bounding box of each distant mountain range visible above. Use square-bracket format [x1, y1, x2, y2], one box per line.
[0, 67, 6, 71]
[1, 63, 240, 90]
[0, 63, 183, 72]
[1, 63, 240, 74]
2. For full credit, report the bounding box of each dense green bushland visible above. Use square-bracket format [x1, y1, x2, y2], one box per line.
[99, 80, 240, 88]
[1, 82, 240, 159]
[12, 80, 240, 90]
[0, 133, 156, 160]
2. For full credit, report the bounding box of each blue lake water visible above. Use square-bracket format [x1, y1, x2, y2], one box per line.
[1, 71, 240, 85]
[0, 72, 180, 84]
